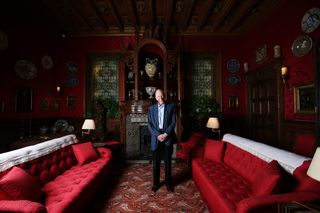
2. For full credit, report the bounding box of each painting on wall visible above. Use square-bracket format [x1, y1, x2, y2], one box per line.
[294, 83, 315, 114]
[228, 95, 239, 109]
[16, 87, 33, 112]
[67, 96, 77, 109]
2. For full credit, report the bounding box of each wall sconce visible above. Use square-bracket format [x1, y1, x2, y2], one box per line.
[206, 117, 220, 140]
[281, 66, 289, 87]
[56, 84, 63, 95]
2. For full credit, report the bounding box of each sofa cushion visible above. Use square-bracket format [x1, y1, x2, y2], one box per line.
[204, 139, 225, 162]
[252, 160, 281, 196]
[0, 166, 42, 201]
[72, 142, 99, 165]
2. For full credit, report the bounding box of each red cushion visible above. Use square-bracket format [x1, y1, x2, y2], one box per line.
[252, 160, 281, 196]
[72, 142, 99, 165]
[0, 166, 42, 201]
[292, 134, 316, 157]
[204, 139, 225, 162]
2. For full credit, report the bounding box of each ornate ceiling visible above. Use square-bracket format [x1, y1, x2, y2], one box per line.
[1, 0, 284, 37]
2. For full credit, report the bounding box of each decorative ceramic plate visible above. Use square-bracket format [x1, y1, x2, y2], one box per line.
[66, 61, 78, 73]
[15, 59, 37, 80]
[227, 59, 240, 73]
[291, 35, 313, 57]
[54, 119, 69, 132]
[227, 75, 241, 85]
[65, 75, 79, 87]
[301, 7, 320, 33]
[41, 55, 53, 70]
[0, 31, 8, 51]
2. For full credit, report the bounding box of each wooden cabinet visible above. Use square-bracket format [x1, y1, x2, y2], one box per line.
[120, 39, 183, 159]
[122, 39, 182, 101]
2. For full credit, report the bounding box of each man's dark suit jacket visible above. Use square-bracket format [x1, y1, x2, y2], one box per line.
[147, 102, 177, 151]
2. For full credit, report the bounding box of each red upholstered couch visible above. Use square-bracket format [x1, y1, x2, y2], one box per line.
[0, 134, 112, 213]
[192, 134, 320, 213]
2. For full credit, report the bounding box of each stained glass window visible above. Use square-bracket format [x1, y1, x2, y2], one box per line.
[89, 55, 120, 118]
[191, 56, 215, 97]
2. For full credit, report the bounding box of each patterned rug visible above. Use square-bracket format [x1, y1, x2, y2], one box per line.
[91, 162, 209, 213]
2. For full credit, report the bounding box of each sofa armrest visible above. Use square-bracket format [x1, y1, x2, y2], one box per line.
[0, 200, 46, 213]
[97, 147, 112, 159]
[237, 192, 320, 213]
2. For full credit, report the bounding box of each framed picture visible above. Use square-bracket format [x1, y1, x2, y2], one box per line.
[16, 87, 33, 112]
[67, 96, 77, 109]
[228, 95, 239, 109]
[294, 83, 315, 114]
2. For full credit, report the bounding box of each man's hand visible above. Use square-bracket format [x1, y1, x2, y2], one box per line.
[157, 133, 168, 142]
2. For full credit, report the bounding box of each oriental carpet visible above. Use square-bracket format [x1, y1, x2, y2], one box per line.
[90, 162, 208, 213]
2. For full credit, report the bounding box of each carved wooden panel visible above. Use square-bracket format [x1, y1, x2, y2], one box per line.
[246, 58, 283, 147]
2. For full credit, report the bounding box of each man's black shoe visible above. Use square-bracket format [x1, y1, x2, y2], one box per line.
[152, 185, 160, 192]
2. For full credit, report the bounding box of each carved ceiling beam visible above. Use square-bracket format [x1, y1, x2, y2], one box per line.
[148, 0, 156, 29]
[89, 0, 109, 30]
[164, 0, 174, 31]
[126, 0, 139, 32]
[181, 0, 196, 31]
[40, 0, 75, 32]
[197, 0, 217, 30]
[106, 0, 123, 31]
[64, 0, 93, 31]
[226, 0, 257, 32]
[212, 0, 237, 30]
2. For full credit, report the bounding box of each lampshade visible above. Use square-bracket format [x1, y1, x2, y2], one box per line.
[206, 117, 219, 129]
[82, 119, 96, 130]
[307, 147, 320, 182]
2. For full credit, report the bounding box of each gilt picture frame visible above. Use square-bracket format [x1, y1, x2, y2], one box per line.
[294, 83, 315, 114]
[228, 95, 239, 109]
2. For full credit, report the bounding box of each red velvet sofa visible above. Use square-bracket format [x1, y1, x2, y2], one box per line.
[192, 134, 320, 213]
[0, 134, 112, 213]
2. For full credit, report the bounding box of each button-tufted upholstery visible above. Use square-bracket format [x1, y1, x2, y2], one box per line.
[192, 134, 320, 213]
[0, 135, 113, 213]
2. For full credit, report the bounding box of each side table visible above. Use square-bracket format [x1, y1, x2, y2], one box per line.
[278, 201, 320, 213]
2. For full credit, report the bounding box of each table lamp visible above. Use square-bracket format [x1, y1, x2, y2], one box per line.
[81, 119, 96, 138]
[307, 147, 320, 182]
[206, 117, 220, 140]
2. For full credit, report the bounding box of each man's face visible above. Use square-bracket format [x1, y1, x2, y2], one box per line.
[155, 90, 165, 105]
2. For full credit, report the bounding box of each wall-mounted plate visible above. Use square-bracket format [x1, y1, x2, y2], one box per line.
[65, 75, 79, 87]
[291, 35, 313, 57]
[227, 75, 241, 85]
[227, 59, 240, 73]
[15, 59, 37, 80]
[301, 7, 320, 33]
[41, 55, 53, 70]
[66, 61, 78, 73]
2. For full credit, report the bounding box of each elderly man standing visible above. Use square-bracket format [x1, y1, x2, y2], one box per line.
[147, 88, 176, 192]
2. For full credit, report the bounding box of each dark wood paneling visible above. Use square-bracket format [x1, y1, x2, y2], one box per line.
[245, 58, 283, 147]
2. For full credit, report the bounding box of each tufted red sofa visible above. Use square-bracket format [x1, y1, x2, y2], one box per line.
[192, 134, 320, 213]
[0, 134, 112, 213]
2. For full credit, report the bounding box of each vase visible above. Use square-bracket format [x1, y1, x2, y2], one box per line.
[145, 86, 156, 99]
